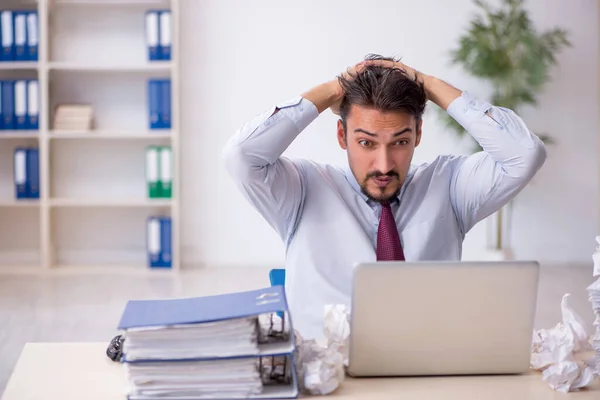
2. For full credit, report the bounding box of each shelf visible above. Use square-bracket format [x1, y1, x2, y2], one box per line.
[50, 0, 171, 6]
[48, 130, 173, 139]
[48, 62, 172, 73]
[0, 131, 40, 139]
[0, 199, 40, 207]
[0, 0, 181, 272]
[49, 198, 172, 207]
[0, 62, 39, 70]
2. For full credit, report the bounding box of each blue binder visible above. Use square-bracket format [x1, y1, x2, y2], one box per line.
[2, 80, 14, 129]
[26, 79, 38, 129]
[146, 216, 171, 268]
[26, 11, 37, 61]
[147, 79, 161, 129]
[26, 147, 39, 198]
[159, 10, 171, 60]
[13, 147, 27, 198]
[14, 79, 27, 130]
[117, 286, 299, 399]
[145, 10, 160, 61]
[0, 81, 4, 130]
[118, 286, 291, 331]
[160, 79, 171, 129]
[13, 11, 27, 61]
[1, 11, 14, 61]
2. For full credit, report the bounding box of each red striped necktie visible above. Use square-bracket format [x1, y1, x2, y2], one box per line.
[376, 201, 405, 261]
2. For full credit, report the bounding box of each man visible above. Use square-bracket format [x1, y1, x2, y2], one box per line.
[222, 54, 546, 340]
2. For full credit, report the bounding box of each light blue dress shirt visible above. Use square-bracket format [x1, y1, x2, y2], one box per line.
[222, 91, 546, 340]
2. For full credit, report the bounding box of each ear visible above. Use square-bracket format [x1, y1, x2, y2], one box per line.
[415, 119, 423, 147]
[337, 120, 347, 150]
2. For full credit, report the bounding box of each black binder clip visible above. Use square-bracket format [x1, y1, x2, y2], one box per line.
[106, 334, 124, 362]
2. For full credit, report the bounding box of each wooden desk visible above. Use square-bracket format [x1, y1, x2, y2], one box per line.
[2, 343, 599, 399]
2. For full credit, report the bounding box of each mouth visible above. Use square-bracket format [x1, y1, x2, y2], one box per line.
[372, 176, 394, 188]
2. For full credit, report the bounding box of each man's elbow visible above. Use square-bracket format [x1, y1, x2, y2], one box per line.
[520, 138, 547, 180]
[221, 138, 263, 182]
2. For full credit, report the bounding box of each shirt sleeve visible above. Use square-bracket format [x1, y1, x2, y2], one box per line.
[221, 96, 319, 243]
[447, 91, 547, 234]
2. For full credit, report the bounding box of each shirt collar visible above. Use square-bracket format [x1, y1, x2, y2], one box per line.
[343, 164, 416, 206]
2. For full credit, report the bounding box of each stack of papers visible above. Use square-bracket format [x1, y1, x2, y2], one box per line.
[117, 286, 299, 399]
[53, 104, 93, 130]
[588, 280, 600, 374]
[588, 237, 600, 374]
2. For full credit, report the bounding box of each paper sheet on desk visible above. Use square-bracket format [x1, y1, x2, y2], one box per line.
[530, 293, 598, 392]
[294, 304, 351, 396]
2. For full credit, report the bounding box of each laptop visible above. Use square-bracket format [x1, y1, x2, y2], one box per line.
[346, 260, 540, 377]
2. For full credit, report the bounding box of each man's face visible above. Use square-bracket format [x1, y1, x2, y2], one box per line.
[337, 105, 421, 203]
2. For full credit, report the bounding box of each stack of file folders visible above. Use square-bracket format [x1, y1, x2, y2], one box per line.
[53, 104, 93, 131]
[588, 265, 600, 375]
[117, 285, 299, 399]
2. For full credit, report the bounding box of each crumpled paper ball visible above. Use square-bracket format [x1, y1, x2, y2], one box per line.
[530, 293, 598, 392]
[293, 304, 351, 395]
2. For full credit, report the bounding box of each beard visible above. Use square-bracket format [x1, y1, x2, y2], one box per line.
[360, 170, 401, 203]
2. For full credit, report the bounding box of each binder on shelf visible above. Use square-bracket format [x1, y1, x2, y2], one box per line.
[14, 79, 26, 129]
[13, 147, 38, 199]
[26, 79, 38, 129]
[160, 79, 171, 128]
[146, 216, 171, 268]
[145, 10, 159, 61]
[145, 146, 160, 198]
[27, 147, 38, 198]
[158, 146, 172, 198]
[0, 81, 4, 130]
[13, 11, 26, 61]
[26, 11, 38, 61]
[13, 147, 27, 198]
[159, 10, 171, 61]
[2, 80, 14, 129]
[147, 79, 161, 129]
[116, 286, 298, 399]
[1, 11, 14, 62]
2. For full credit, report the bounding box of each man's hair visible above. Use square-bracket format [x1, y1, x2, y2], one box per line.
[338, 54, 427, 130]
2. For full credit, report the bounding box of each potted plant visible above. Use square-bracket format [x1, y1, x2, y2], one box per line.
[438, 0, 571, 258]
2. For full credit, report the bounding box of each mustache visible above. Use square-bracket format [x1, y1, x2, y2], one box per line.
[366, 171, 399, 179]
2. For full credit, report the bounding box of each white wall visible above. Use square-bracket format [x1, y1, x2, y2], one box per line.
[179, 0, 598, 268]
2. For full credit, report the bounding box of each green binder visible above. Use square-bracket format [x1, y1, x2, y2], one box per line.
[159, 146, 172, 198]
[145, 146, 160, 198]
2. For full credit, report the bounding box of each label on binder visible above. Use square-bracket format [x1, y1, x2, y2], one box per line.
[14, 80, 27, 129]
[145, 11, 159, 61]
[159, 146, 172, 198]
[26, 11, 38, 61]
[14, 148, 27, 198]
[159, 10, 171, 60]
[1, 11, 14, 61]
[146, 146, 160, 198]
[14, 12, 26, 61]
[147, 217, 161, 267]
[27, 80, 39, 129]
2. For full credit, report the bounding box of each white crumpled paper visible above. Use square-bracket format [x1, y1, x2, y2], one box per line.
[530, 294, 598, 392]
[293, 305, 351, 396]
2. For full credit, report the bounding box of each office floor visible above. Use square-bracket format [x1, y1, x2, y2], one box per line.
[0, 265, 597, 395]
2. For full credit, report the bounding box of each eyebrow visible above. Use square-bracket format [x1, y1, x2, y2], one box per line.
[354, 127, 412, 137]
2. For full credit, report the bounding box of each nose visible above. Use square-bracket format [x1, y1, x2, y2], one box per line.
[373, 149, 395, 174]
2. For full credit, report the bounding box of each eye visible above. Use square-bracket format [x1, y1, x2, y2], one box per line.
[395, 140, 409, 146]
[358, 139, 372, 147]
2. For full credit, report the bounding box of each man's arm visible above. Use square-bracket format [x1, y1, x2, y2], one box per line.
[222, 67, 359, 243]
[423, 74, 546, 234]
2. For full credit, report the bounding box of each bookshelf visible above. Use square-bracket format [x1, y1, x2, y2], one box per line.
[0, 0, 180, 273]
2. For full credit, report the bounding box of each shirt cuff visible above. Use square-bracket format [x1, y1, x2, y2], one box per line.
[446, 91, 500, 128]
[273, 96, 319, 133]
